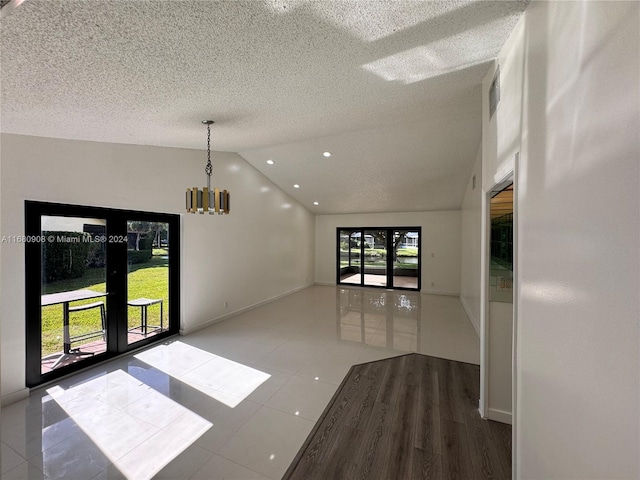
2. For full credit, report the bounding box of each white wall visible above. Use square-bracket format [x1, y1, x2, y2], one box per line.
[0, 129, 3, 462]
[315, 211, 461, 295]
[0, 134, 315, 402]
[460, 147, 482, 334]
[488, 2, 640, 478]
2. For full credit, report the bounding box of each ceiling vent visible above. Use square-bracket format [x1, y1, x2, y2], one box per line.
[489, 66, 500, 119]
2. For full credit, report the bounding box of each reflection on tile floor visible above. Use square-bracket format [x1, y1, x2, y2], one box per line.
[1, 286, 479, 479]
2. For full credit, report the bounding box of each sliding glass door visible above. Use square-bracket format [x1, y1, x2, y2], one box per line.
[363, 230, 387, 287]
[336, 227, 421, 291]
[392, 230, 420, 290]
[25, 201, 180, 387]
[39, 215, 109, 374]
[338, 229, 363, 285]
[126, 220, 170, 347]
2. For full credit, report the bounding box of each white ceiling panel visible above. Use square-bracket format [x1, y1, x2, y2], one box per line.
[0, 0, 526, 213]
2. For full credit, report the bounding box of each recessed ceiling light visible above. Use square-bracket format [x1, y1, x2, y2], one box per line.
[323, 151, 331, 157]
[313, 202, 319, 205]
[266, 160, 274, 165]
[294, 184, 300, 188]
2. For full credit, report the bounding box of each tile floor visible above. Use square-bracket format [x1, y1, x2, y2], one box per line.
[1, 285, 479, 480]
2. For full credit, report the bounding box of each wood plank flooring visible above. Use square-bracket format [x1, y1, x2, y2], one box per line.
[283, 353, 511, 480]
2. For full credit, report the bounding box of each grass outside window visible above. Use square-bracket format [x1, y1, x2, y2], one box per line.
[41, 252, 169, 356]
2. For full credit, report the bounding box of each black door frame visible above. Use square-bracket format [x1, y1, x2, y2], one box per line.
[25, 201, 180, 387]
[336, 227, 421, 291]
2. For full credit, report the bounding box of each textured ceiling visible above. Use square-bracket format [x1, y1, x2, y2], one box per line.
[1, 0, 526, 214]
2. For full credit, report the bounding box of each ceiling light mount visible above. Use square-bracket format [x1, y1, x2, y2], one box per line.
[186, 120, 230, 215]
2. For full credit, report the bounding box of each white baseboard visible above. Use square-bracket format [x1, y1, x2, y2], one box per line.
[1, 387, 29, 407]
[487, 407, 512, 425]
[180, 283, 315, 336]
[460, 295, 480, 336]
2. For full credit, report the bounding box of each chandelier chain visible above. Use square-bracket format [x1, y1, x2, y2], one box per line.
[205, 123, 212, 177]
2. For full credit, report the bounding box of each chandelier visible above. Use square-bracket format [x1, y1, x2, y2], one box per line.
[186, 120, 230, 214]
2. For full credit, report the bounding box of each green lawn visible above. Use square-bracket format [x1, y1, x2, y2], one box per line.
[339, 261, 417, 269]
[339, 246, 418, 270]
[41, 255, 169, 356]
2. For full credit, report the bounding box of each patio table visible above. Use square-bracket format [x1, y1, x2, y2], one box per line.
[41, 289, 108, 368]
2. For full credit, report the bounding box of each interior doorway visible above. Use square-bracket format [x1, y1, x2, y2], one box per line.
[481, 178, 515, 425]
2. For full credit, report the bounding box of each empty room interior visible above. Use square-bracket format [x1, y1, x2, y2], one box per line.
[0, 1, 638, 479]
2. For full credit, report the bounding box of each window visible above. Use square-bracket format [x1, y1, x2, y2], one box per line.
[337, 227, 421, 290]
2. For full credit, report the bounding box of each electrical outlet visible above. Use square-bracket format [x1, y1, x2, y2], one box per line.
[431, 282, 435, 287]
[224, 301, 228, 309]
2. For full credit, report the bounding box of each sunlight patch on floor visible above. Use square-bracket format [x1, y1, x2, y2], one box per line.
[135, 341, 271, 408]
[47, 369, 212, 480]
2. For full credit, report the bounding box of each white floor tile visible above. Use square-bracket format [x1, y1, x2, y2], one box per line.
[1, 398, 44, 430]
[253, 345, 318, 375]
[244, 328, 292, 348]
[122, 389, 187, 429]
[191, 454, 269, 480]
[278, 333, 328, 353]
[1, 443, 26, 474]
[112, 430, 196, 480]
[265, 376, 337, 421]
[90, 464, 127, 480]
[153, 444, 215, 480]
[218, 340, 278, 365]
[243, 368, 293, 405]
[295, 357, 353, 386]
[357, 346, 406, 364]
[218, 406, 314, 480]
[2, 461, 47, 480]
[190, 399, 262, 453]
[29, 432, 110, 480]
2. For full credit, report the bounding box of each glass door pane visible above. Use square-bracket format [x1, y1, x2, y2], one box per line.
[339, 229, 362, 285]
[392, 230, 419, 289]
[489, 184, 514, 303]
[40, 216, 108, 374]
[127, 221, 169, 346]
[363, 230, 387, 287]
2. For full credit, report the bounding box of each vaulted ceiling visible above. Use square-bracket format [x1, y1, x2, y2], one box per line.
[0, 0, 526, 214]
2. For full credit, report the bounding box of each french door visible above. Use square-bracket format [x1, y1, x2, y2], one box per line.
[337, 227, 421, 290]
[25, 201, 180, 387]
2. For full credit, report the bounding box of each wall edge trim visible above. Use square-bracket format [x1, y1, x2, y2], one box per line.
[1, 387, 29, 407]
[487, 407, 512, 425]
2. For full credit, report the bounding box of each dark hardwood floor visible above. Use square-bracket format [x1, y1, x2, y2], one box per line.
[283, 353, 511, 480]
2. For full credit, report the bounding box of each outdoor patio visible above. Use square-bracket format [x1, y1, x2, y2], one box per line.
[340, 273, 418, 289]
[41, 328, 166, 374]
